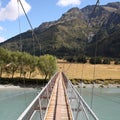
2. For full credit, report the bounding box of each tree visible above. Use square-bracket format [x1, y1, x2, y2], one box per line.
[0, 60, 4, 78]
[17, 52, 30, 78]
[0, 47, 11, 77]
[77, 55, 87, 63]
[38, 54, 57, 80]
[27, 55, 39, 79]
[8, 51, 20, 78]
[114, 59, 120, 65]
[65, 56, 75, 63]
[89, 57, 102, 64]
[102, 58, 110, 64]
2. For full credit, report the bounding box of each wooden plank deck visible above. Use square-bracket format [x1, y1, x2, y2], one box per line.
[44, 72, 73, 120]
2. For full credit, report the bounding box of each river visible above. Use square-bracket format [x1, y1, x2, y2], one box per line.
[0, 85, 39, 120]
[0, 85, 120, 120]
[79, 87, 120, 120]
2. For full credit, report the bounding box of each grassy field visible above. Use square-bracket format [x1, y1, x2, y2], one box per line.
[2, 61, 120, 83]
[57, 62, 120, 80]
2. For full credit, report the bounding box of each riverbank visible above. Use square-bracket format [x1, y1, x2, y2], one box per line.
[0, 77, 47, 88]
[0, 84, 21, 89]
[71, 78, 120, 85]
[0, 84, 119, 89]
[0, 79, 120, 89]
[75, 83, 120, 88]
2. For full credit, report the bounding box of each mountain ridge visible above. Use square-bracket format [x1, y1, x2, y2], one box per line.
[1, 2, 120, 58]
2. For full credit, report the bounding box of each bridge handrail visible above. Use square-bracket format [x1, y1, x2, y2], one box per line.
[62, 72, 99, 120]
[68, 79, 99, 120]
[62, 78, 75, 120]
[18, 72, 58, 120]
[43, 73, 60, 120]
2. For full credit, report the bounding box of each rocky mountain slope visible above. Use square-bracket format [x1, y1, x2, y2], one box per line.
[1, 2, 120, 58]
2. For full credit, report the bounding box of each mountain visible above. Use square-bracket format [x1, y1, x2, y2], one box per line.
[86, 2, 120, 57]
[1, 2, 120, 58]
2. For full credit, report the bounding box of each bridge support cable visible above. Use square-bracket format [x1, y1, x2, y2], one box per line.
[90, 0, 100, 109]
[17, 0, 42, 56]
[85, 0, 101, 109]
[38, 97, 43, 120]
[90, 0, 100, 18]
[16, 0, 30, 110]
[17, 0, 22, 52]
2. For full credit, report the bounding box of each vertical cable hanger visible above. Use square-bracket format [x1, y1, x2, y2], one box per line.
[80, 1, 100, 96]
[17, 0, 28, 107]
[90, 0, 100, 109]
[17, 0, 40, 80]
[17, 0, 22, 52]
[17, 1, 42, 117]
[65, 0, 100, 85]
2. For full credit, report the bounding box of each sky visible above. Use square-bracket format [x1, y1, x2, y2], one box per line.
[0, 0, 119, 43]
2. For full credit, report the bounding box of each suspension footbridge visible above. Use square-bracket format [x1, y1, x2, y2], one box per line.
[18, 72, 99, 120]
[16, 1, 99, 119]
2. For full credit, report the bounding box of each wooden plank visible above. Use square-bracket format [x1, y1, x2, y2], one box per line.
[44, 72, 73, 120]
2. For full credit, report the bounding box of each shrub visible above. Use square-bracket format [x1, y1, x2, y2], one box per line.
[76, 56, 87, 63]
[89, 57, 102, 64]
[103, 58, 110, 64]
[114, 59, 120, 65]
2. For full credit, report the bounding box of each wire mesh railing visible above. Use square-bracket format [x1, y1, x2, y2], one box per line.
[18, 72, 58, 120]
[62, 72, 99, 120]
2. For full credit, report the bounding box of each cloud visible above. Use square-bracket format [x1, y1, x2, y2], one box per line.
[0, 0, 31, 21]
[57, 0, 81, 7]
[0, 36, 5, 43]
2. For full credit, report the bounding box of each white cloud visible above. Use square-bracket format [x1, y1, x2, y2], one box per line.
[0, 0, 31, 21]
[57, 0, 81, 7]
[0, 36, 5, 43]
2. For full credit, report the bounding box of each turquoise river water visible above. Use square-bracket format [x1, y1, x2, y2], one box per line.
[0, 86, 120, 120]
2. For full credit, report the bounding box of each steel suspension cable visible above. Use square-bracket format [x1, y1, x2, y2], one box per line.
[17, 1, 40, 116]
[90, 0, 100, 109]
[17, 0, 28, 108]
[79, 34, 88, 95]
[18, 0, 42, 56]
[18, 0, 33, 32]
[64, 50, 79, 77]
[17, 0, 41, 87]
[18, 0, 35, 55]
[65, 0, 100, 87]
[90, 0, 100, 18]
